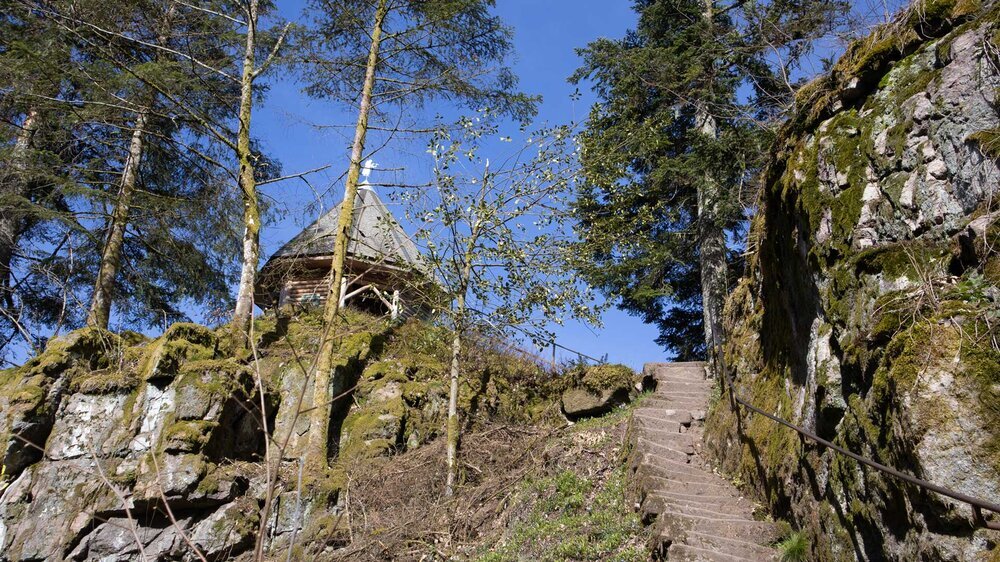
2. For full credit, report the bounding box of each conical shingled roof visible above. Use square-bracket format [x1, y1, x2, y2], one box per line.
[267, 187, 422, 269]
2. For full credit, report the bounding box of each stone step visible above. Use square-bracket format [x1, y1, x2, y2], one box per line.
[667, 543, 768, 562]
[644, 362, 708, 377]
[632, 361, 777, 561]
[634, 420, 689, 436]
[634, 446, 705, 470]
[637, 409, 703, 420]
[634, 430, 700, 449]
[635, 440, 701, 462]
[634, 458, 728, 487]
[633, 469, 738, 495]
[633, 440, 691, 463]
[633, 416, 685, 432]
[684, 531, 779, 560]
[656, 513, 778, 544]
[654, 380, 714, 391]
[634, 428, 695, 449]
[643, 392, 708, 402]
[643, 480, 751, 505]
[647, 488, 748, 506]
[644, 494, 758, 521]
[636, 429, 704, 450]
[642, 396, 708, 408]
[656, 380, 714, 390]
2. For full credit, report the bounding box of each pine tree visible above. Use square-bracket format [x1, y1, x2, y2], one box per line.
[0, 0, 272, 354]
[571, 0, 845, 368]
[0, 1, 88, 354]
[300, 0, 538, 470]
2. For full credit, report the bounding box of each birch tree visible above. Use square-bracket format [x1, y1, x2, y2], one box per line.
[228, 0, 292, 345]
[300, 0, 537, 469]
[401, 116, 601, 495]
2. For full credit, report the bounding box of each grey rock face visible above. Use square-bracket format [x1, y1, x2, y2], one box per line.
[0, 327, 270, 562]
[705, 7, 1000, 561]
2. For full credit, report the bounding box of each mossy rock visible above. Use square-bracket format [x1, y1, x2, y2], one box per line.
[140, 323, 219, 379]
[70, 368, 141, 394]
[580, 364, 637, 394]
[561, 387, 633, 421]
[44, 328, 122, 365]
[161, 420, 218, 453]
[340, 393, 408, 459]
[173, 359, 253, 421]
[162, 323, 217, 348]
[561, 365, 637, 421]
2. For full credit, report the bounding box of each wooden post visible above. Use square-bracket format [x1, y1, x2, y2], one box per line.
[339, 277, 348, 308]
[390, 290, 400, 320]
[551, 342, 557, 371]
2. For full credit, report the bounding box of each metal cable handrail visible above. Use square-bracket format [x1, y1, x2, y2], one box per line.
[722, 370, 1000, 530]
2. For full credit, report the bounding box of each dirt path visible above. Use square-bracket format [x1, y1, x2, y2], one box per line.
[629, 362, 779, 561]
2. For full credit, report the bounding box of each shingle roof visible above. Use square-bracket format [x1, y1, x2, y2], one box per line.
[266, 187, 422, 269]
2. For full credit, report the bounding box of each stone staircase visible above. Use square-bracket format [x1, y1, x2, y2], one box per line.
[628, 362, 779, 561]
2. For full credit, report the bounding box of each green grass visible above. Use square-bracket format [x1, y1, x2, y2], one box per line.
[476, 466, 648, 562]
[777, 530, 811, 562]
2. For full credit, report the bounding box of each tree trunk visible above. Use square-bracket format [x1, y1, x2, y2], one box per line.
[695, 0, 727, 377]
[445, 325, 462, 496]
[444, 228, 477, 497]
[695, 109, 727, 377]
[86, 109, 149, 328]
[86, 4, 175, 329]
[229, 0, 261, 346]
[0, 108, 41, 311]
[306, 0, 389, 472]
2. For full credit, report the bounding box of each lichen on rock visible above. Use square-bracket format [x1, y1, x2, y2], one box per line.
[704, 2, 1000, 559]
[0, 307, 565, 560]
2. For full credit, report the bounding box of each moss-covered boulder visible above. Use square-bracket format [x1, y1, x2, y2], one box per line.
[561, 364, 638, 421]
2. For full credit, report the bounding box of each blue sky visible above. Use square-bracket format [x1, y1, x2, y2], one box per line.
[252, 0, 667, 370]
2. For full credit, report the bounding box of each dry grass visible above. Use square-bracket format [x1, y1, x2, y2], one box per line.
[318, 405, 646, 561]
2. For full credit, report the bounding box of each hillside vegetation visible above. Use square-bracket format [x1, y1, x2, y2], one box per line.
[0, 310, 649, 560]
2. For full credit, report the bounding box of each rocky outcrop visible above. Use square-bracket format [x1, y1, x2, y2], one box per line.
[0, 323, 275, 561]
[705, 1, 1000, 560]
[0, 315, 390, 561]
[0, 313, 556, 561]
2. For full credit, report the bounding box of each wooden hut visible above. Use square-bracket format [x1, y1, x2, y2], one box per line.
[255, 181, 429, 318]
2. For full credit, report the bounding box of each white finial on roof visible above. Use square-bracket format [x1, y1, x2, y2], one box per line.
[360, 158, 376, 189]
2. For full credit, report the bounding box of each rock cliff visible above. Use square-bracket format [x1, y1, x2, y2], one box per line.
[705, 0, 1000, 559]
[0, 312, 553, 560]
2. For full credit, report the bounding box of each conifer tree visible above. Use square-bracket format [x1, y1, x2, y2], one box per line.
[300, 0, 537, 469]
[84, 1, 178, 329]
[0, 2, 77, 353]
[571, 0, 845, 369]
[0, 0, 279, 352]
